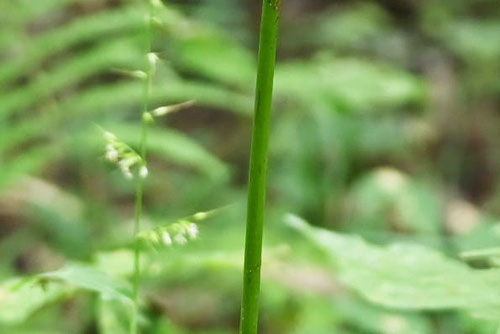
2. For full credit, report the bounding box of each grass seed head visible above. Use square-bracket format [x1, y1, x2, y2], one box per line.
[139, 166, 149, 179]
[101, 129, 146, 180]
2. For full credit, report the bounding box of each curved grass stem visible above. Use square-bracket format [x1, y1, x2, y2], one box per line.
[239, 1, 280, 333]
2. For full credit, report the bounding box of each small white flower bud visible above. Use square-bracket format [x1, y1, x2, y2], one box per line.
[118, 159, 129, 170]
[186, 223, 198, 239]
[152, 100, 195, 117]
[174, 233, 187, 245]
[111, 69, 147, 80]
[105, 149, 118, 162]
[142, 111, 154, 123]
[131, 70, 147, 79]
[148, 53, 159, 66]
[119, 156, 139, 170]
[139, 165, 149, 179]
[150, 232, 159, 244]
[193, 211, 208, 221]
[162, 232, 172, 246]
[152, 106, 170, 117]
[123, 169, 133, 180]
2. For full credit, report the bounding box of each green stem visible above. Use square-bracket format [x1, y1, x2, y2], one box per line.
[131, 1, 154, 334]
[131, 177, 144, 334]
[239, 1, 280, 334]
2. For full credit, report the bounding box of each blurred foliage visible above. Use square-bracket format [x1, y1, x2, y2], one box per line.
[1, 0, 500, 333]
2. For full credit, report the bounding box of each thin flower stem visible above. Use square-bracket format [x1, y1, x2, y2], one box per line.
[239, 1, 280, 334]
[131, 177, 144, 334]
[131, 1, 155, 333]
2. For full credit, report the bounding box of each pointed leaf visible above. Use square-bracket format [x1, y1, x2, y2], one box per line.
[286, 214, 500, 318]
[39, 264, 133, 303]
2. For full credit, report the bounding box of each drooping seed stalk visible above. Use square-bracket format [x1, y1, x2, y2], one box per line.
[239, 1, 280, 334]
[131, 1, 155, 333]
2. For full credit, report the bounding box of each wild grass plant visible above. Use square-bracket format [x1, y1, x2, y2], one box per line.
[101, 1, 201, 333]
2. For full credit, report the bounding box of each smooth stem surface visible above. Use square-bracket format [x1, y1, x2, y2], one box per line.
[239, 1, 280, 334]
[131, 2, 154, 333]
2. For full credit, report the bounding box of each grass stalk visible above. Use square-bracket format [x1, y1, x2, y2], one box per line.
[239, 1, 280, 333]
[130, 1, 155, 333]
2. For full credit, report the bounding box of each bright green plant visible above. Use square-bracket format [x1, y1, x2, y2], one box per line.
[239, 1, 281, 333]
[286, 214, 500, 322]
[102, 2, 198, 332]
[130, 3, 154, 331]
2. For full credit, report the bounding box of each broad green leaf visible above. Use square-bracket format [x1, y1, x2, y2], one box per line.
[0, 265, 131, 325]
[96, 250, 136, 278]
[98, 300, 130, 334]
[334, 297, 432, 334]
[286, 214, 500, 318]
[39, 264, 132, 303]
[0, 278, 67, 324]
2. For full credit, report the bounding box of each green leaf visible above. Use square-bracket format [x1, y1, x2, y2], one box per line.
[0, 6, 144, 86]
[162, 7, 255, 88]
[39, 264, 133, 303]
[0, 265, 131, 326]
[286, 214, 500, 318]
[98, 299, 130, 334]
[0, 278, 66, 325]
[275, 57, 425, 114]
[174, 34, 255, 88]
[0, 39, 141, 119]
[334, 297, 432, 334]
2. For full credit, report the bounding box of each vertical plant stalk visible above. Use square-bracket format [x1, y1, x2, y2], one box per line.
[131, 1, 155, 333]
[240, 1, 280, 334]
